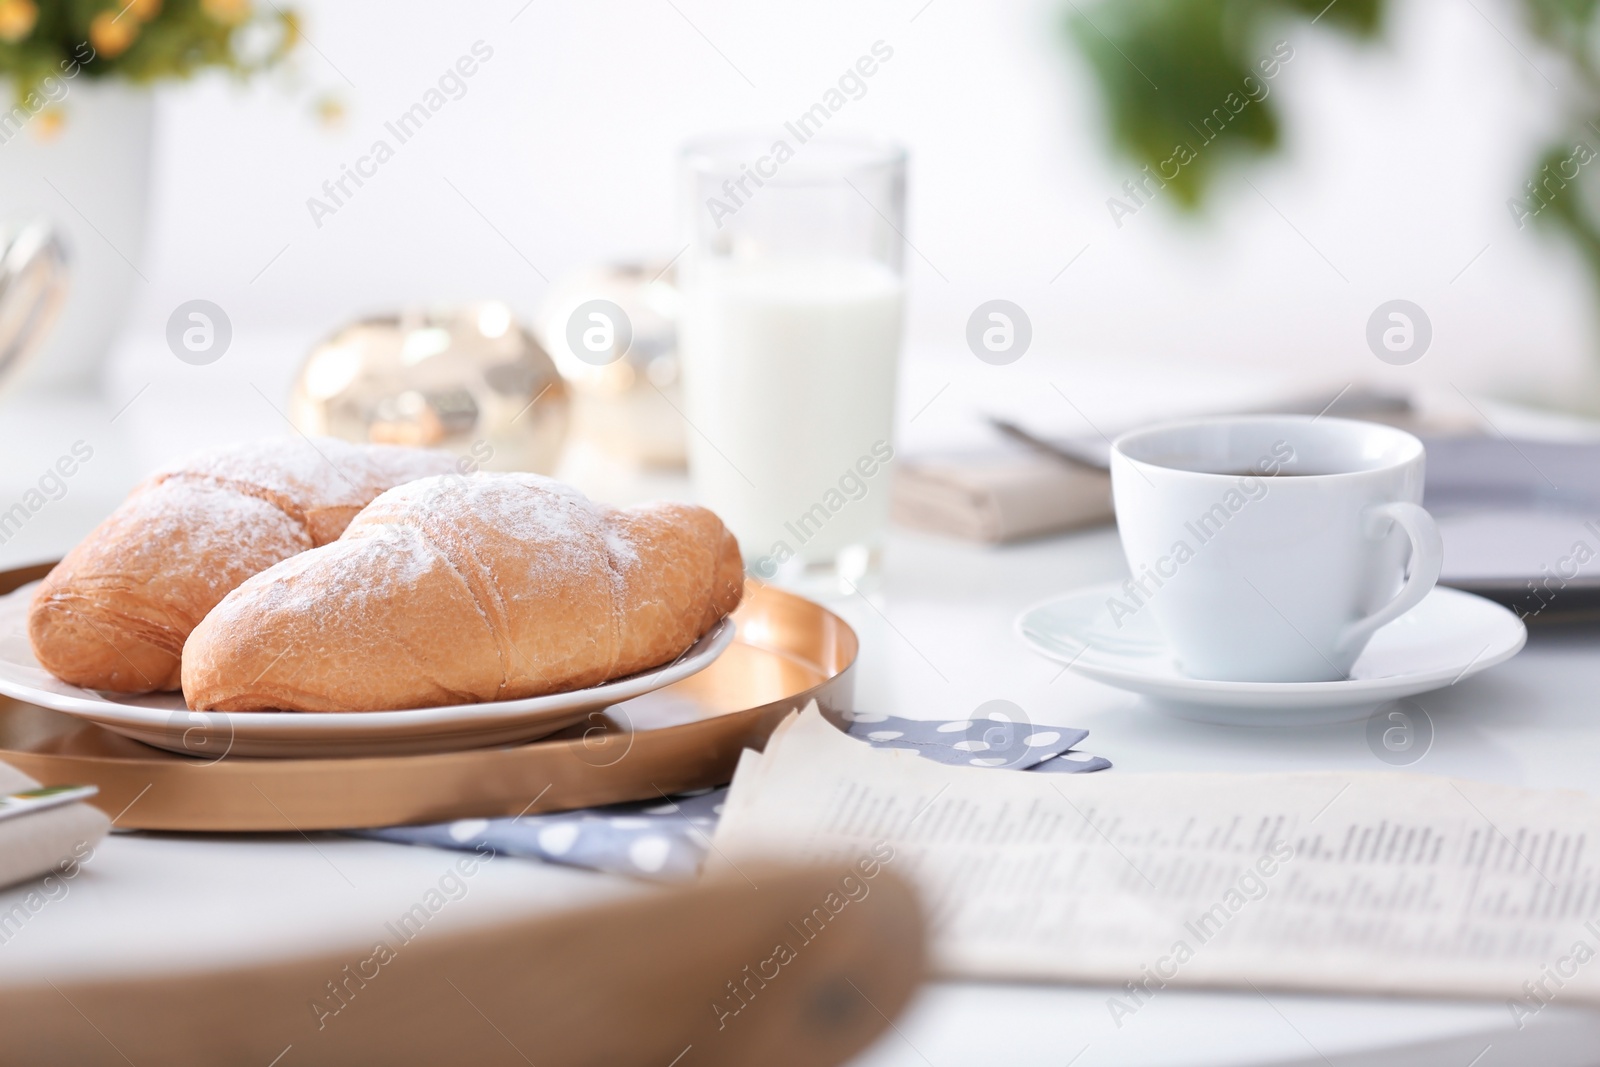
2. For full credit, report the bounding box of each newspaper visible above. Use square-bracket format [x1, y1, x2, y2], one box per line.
[710, 706, 1600, 1015]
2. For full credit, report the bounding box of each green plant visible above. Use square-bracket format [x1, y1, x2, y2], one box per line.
[0, 0, 297, 108]
[1068, 0, 1384, 209]
[1067, 0, 1600, 287]
[1516, 0, 1600, 285]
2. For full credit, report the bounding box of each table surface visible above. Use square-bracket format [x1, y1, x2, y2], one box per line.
[2, 373, 1599, 1067]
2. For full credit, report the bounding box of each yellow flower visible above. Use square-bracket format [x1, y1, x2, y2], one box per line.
[124, 0, 161, 20]
[89, 10, 139, 57]
[314, 94, 344, 127]
[33, 107, 62, 140]
[0, 0, 37, 43]
[200, 0, 250, 24]
[277, 10, 299, 52]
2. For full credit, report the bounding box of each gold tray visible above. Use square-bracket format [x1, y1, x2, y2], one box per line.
[0, 563, 855, 831]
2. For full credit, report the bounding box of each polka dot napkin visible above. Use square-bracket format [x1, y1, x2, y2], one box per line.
[839, 710, 1111, 773]
[354, 787, 724, 882]
[350, 712, 1108, 881]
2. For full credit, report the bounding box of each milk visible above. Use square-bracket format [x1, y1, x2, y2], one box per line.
[679, 258, 904, 574]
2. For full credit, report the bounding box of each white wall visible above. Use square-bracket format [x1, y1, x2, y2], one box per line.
[120, 0, 1592, 405]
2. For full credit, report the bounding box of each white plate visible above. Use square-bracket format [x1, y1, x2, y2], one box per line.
[1016, 583, 1526, 726]
[0, 582, 735, 758]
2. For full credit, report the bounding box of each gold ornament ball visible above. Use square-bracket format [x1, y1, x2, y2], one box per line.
[290, 303, 569, 474]
[534, 260, 686, 468]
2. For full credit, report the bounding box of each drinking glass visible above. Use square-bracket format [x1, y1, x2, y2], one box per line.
[677, 134, 906, 584]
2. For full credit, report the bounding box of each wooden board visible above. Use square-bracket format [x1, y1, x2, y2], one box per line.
[0, 864, 925, 1067]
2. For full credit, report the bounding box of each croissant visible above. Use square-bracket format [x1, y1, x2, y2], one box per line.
[28, 439, 459, 693]
[181, 472, 745, 712]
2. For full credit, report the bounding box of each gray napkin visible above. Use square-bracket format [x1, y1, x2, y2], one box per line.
[1031, 750, 1114, 773]
[352, 714, 1109, 881]
[840, 710, 1088, 769]
[355, 788, 724, 882]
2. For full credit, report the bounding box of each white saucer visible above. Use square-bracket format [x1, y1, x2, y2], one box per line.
[0, 582, 735, 758]
[1016, 583, 1527, 726]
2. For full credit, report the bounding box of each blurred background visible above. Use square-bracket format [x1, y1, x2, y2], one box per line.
[117, 0, 1585, 387]
[0, 0, 1592, 558]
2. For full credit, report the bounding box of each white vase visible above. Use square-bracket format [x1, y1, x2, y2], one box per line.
[0, 84, 152, 393]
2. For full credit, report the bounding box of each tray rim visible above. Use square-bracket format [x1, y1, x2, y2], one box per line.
[0, 563, 857, 831]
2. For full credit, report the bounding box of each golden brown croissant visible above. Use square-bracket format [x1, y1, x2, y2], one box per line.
[181, 472, 745, 712]
[29, 439, 459, 693]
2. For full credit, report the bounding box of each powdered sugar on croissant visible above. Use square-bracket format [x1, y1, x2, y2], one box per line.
[28, 438, 459, 693]
[181, 472, 745, 712]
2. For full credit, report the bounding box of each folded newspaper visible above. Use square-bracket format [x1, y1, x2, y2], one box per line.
[710, 705, 1600, 1017]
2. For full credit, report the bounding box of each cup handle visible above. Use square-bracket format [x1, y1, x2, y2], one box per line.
[1337, 501, 1443, 657]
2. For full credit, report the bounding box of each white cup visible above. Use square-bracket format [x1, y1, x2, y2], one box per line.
[1108, 416, 1443, 683]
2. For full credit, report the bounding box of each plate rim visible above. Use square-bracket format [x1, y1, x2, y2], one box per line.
[0, 579, 736, 735]
[1015, 582, 1527, 702]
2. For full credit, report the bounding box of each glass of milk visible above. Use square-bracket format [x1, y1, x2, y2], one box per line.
[678, 134, 906, 585]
